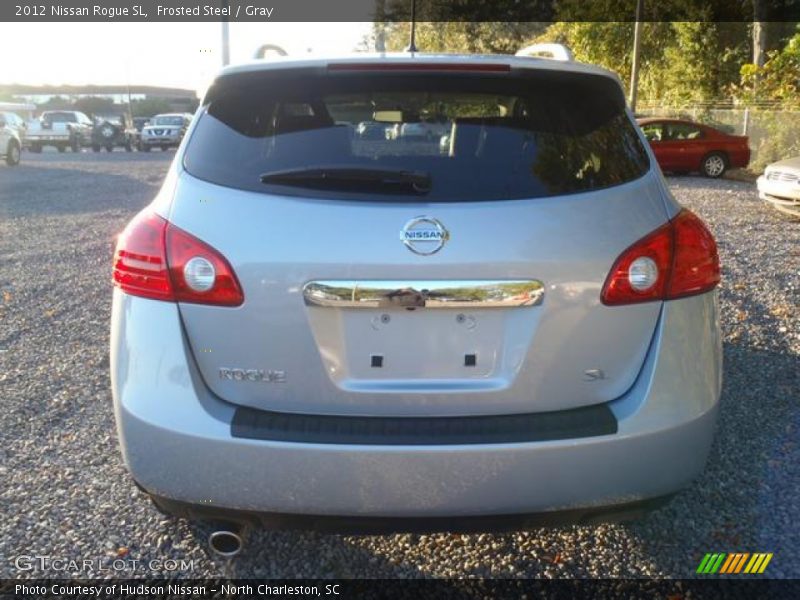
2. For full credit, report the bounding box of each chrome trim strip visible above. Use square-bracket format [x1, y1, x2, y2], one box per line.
[302, 280, 544, 309]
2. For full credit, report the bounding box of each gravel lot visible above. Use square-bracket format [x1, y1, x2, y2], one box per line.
[1, 152, 798, 579]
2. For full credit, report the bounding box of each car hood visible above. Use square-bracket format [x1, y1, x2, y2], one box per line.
[766, 156, 800, 172]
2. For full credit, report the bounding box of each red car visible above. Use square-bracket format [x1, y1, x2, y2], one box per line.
[637, 118, 750, 178]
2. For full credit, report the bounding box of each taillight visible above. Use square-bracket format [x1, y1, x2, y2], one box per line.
[113, 211, 243, 306]
[667, 211, 721, 299]
[112, 211, 171, 301]
[601, 210, 720, 306]
[165, 221, 244, 306]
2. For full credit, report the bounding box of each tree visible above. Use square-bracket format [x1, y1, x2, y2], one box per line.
[37, 96, 73, 110]
[130, 98, 172, 118]
[734, 26, 800, 106]
[383, 21, 548, 54]
[73, 96, 116, 118]
[529, 21, 749, 106]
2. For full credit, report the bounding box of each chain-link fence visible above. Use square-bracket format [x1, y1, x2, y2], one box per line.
[638, 104, 800, 172]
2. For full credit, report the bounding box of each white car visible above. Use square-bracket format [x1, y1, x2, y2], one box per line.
[0, 113, 21, 166]
[757, 157, 800, 218]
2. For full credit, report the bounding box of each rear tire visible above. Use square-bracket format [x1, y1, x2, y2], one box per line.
[105, 145, 114, 152]
[71, 136, 81, 153]
[92, 145, 101, 152]
[702, 152, 727, 178]
[57, 145, 66, 153]
[141, 145, 151, 152]
[5, 141, 20, 166]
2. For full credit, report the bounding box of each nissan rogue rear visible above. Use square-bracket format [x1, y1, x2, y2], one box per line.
[110, 52, 722, 534]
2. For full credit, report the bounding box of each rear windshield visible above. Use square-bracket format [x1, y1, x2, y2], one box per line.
[184, 68, 650, 201]
[44, 112, 76, 123]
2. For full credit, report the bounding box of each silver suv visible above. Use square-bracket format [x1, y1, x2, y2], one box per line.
[111, 53, 722, 539]
[138, 113, 192, 151]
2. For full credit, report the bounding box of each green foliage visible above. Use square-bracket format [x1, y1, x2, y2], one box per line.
[130, 97, 172, 118]
[73, 96, 117, 118]
[530, 22, 749, 106]
[376, 16, 799, 170]
[748, 111, 800, 171]
[37, 96, 73, 110]
[384, 22, 548, 54]
[733, 28, 800, 107]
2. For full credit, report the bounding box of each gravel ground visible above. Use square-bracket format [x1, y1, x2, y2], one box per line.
[0, 153, 798, 579]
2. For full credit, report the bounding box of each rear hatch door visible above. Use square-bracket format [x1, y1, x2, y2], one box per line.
[168, 61, 666, 417]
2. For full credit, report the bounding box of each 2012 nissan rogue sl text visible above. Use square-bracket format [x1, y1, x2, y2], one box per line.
[110, 52, 722, 532]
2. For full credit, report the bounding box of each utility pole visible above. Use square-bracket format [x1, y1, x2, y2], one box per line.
[221, 0, 230, 66]
[629, 0, 644, 112]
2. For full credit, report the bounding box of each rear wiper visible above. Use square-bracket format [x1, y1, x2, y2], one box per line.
[260, 167, 432, 194]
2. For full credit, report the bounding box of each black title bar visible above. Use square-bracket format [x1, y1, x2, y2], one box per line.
[2, 0, 799, 22]
[3, 578, 800, 600]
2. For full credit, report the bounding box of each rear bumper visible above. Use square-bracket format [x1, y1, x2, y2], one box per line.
[141, 135, 180, 146]
[757, 175, 800, 203]
[111, 290, 722, 519]
[24, 135, 69, 145]
[147, 491, 676, 533]
[758, 176, 800, 216]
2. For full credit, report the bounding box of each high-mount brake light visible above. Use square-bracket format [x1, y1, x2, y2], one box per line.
[112, 211, 244, 306]
[601, 210, 720, 306]
[327, 62, 511, 72]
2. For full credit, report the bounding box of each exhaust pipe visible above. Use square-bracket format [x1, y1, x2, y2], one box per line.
[208, 523, 247, 559]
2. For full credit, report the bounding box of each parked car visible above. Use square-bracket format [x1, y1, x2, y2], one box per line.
[757, 157, 800, 218]
[25, 110, 92, 153]
[0, 113, 22, 166]
[139, 113, 192, 151]
[384, 116, 449, 141]
[355, 121, 390, 140]
[0, 111, 27, 144]
[399, 117, 450, 141]
[91, 114, 137, 152]
[111, 52, 722, 548]
[637, 118, 750, 178]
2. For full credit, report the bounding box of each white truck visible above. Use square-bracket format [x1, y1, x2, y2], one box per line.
[25, 110, 93, 153]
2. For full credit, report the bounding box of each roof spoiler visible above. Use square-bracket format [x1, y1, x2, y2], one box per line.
[515, 43, 574, 62]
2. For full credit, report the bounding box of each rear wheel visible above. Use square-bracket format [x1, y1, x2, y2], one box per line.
[57, 145, 66, 153]
[6, 141, 20, 166]
[105, 145, 114, 152]
[124, 141, 133, 152]
[702, 152, 727, 178]
[92, 145, 101, 152]
[71, 136, 81, 153]
[141, 144, 151, 152]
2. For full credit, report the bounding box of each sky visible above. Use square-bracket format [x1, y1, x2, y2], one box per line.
[0, 22, 373, 95]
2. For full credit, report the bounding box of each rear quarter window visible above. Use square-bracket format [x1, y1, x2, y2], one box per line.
[184, 68, 650, 202]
